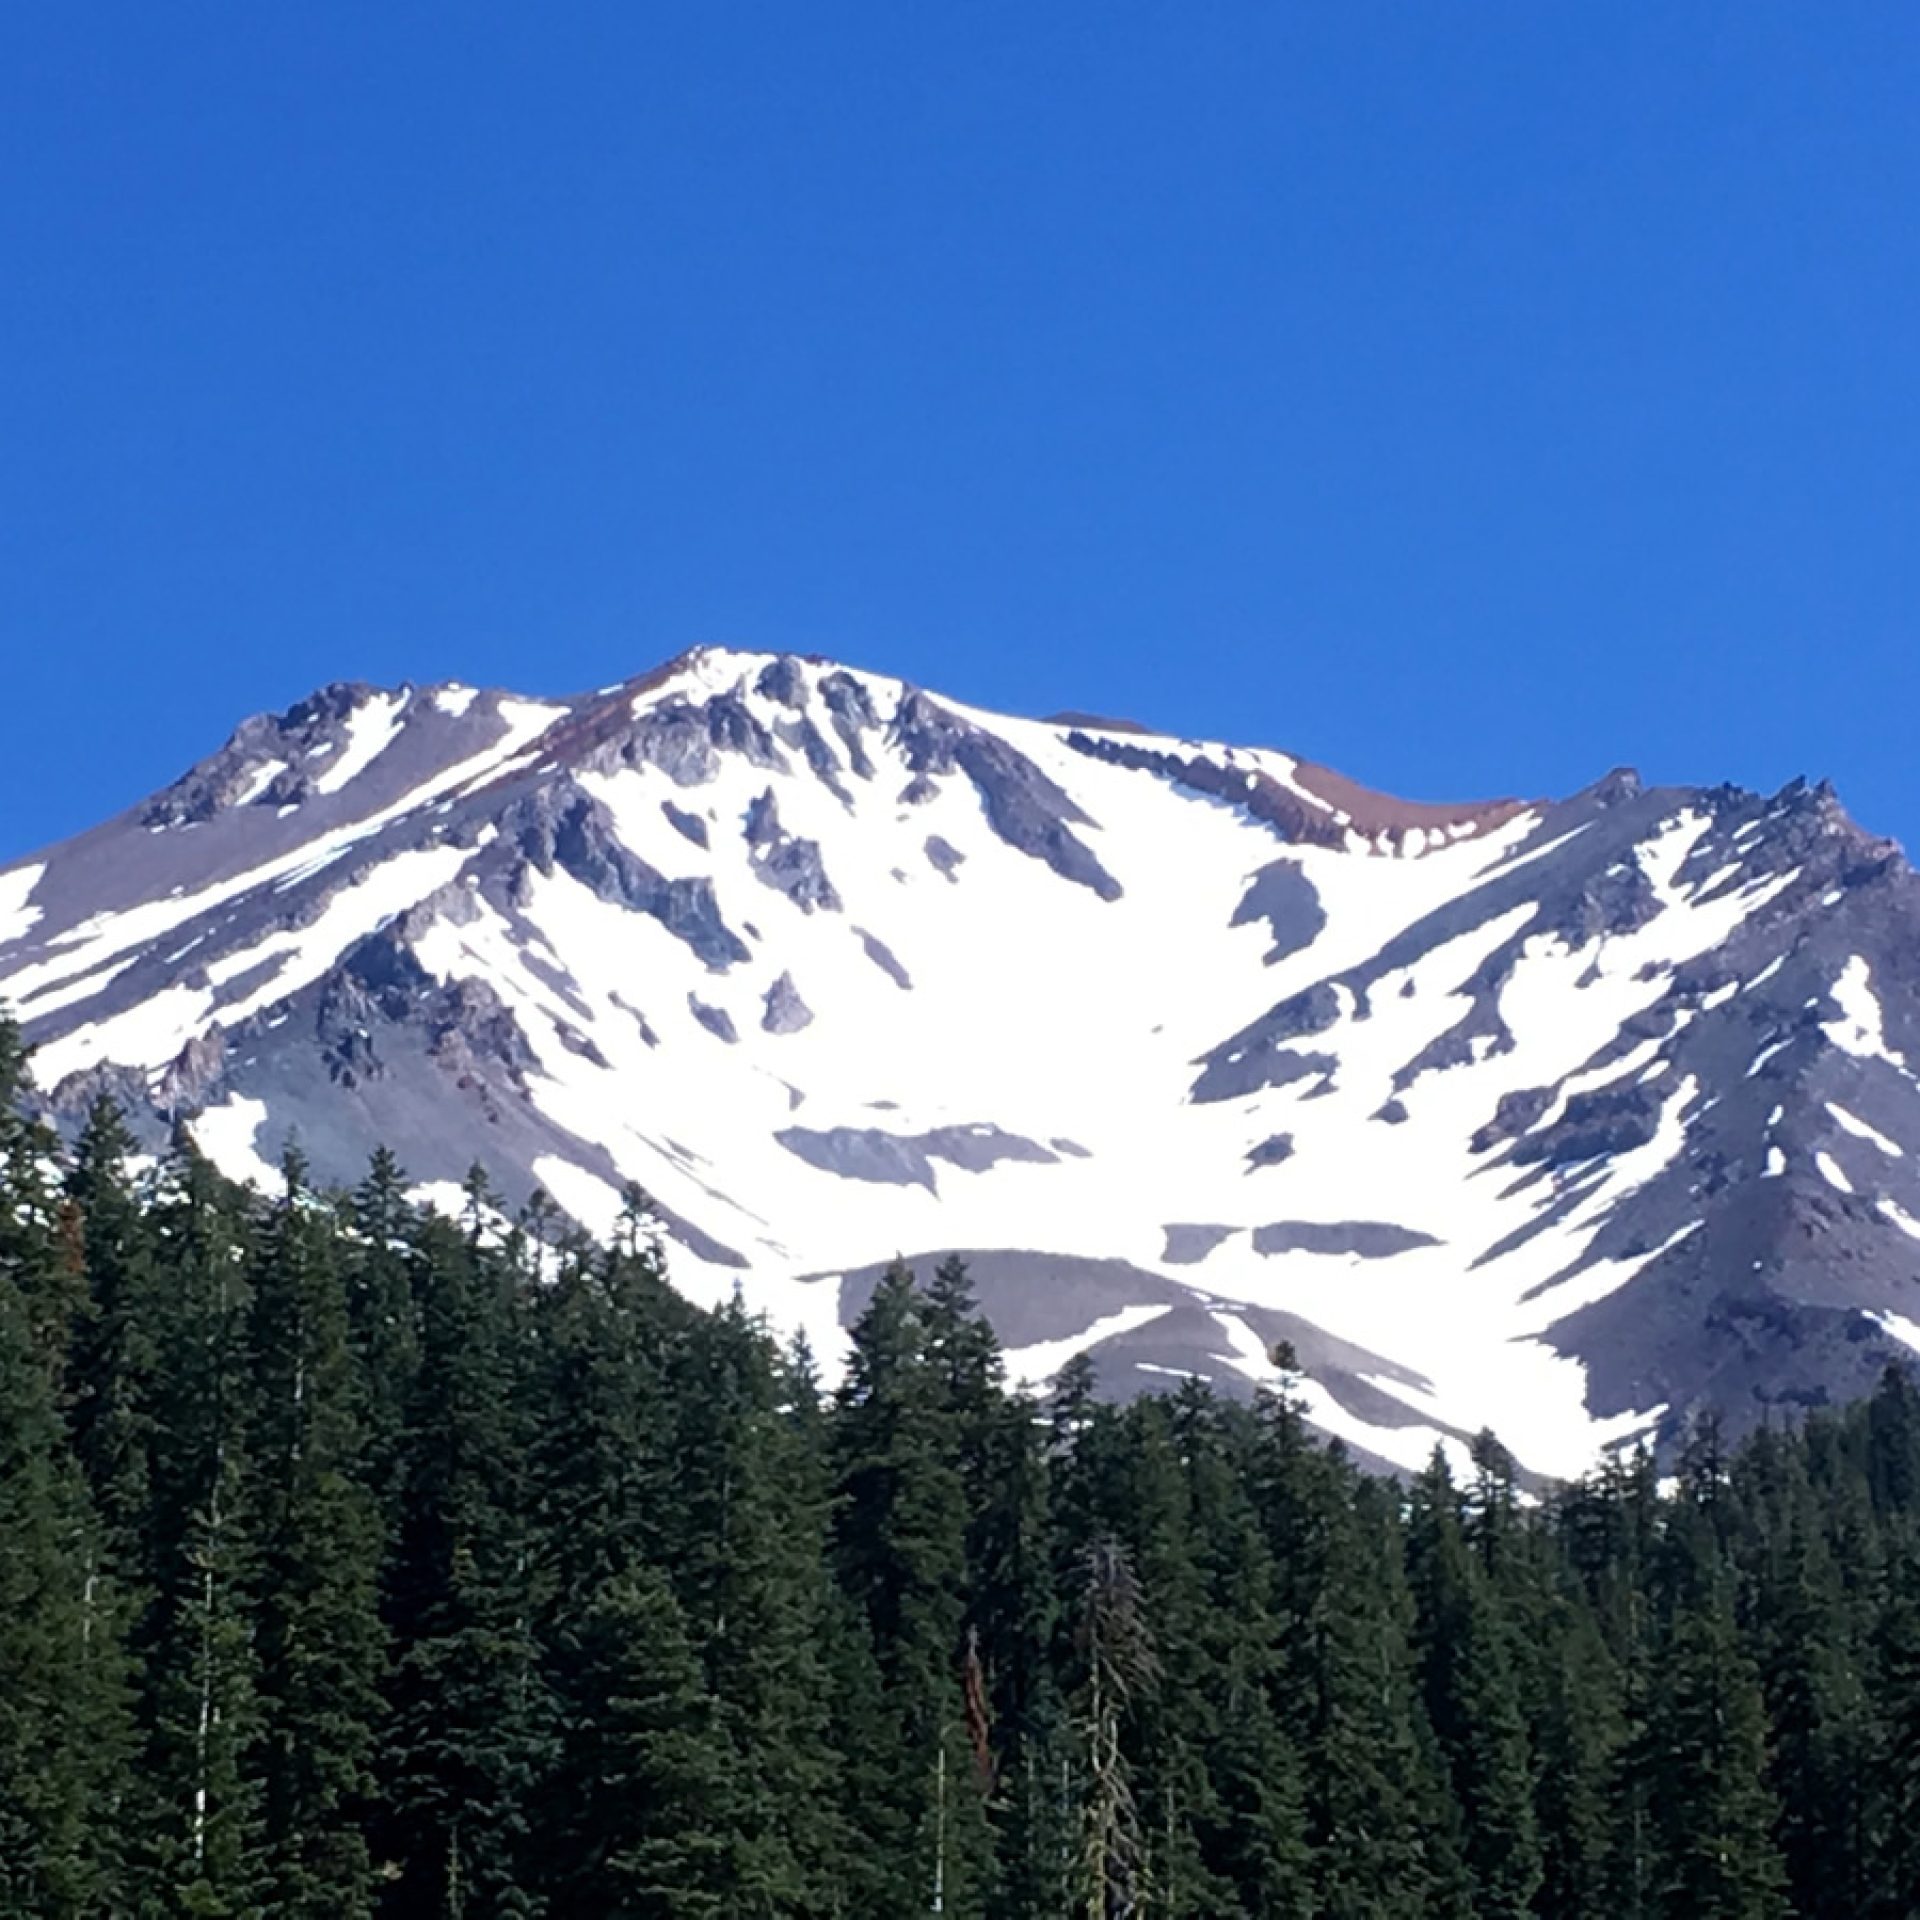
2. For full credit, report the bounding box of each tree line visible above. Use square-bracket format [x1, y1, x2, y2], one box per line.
[5, 1013, 1920, 1917]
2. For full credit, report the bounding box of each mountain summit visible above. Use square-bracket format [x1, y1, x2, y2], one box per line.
[4, 645, 1917, 1475]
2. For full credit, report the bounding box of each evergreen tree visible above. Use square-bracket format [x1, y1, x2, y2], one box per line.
[1073, 1536, 1154, 1920]
[344, 1147, 423, 1532]
[64, 1096, 164, 1579]
[832, 1260, 995, 1916]
[546, 1567, 729, 1917]
[1641, 1571, 1787, 1919]
[1406, 1447, 1542, 1919]
[246, 1150, 385, 1917]
[1867, 1533, 1920, 1918]
[140, 1134, 265, 1914]
[0, 1021, 134, 1914]
[670, 1292, 845, 1913]
[378, 1207, 552, 1917]
[0, 1236, 136, 1913]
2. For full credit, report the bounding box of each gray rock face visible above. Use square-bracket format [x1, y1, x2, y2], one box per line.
[1193, 986, 1344, 1103]
[891, 690, 1123, 900]
[855, 929, 912, 989]
[507, 780, 750, 969]
[688, 995, 739, 1044]
[141, 682, 366, 826]
[744, 789, 842, 913]
[1162, 1223, 1237, 1264]
[1252, 1221, 1441, 1258]
[1232, 859, 1327, 963]
[818, 670, 880, 777]
[924, 834, 965, 880]
[1245, 1134, 1296, 1169]
[776, 1124, 1058, 1191]
[662, 800, 709, 847]
[762, 971, 813, 1034]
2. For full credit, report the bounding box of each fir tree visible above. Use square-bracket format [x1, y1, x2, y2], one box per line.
[378, 1207, 552, 1917]
[246, 1150, 385, 1918]
[1641, 1573, 1787, 1919]
[140, 1135, 265, 1914]
[1406, 1447, 1542, 1919]
[0, 1022, 134, 1914]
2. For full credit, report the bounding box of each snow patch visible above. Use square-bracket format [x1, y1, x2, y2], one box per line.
[312, 691, 410, 796]
[1815, 1151, 1854, 1195]
[190, 1096, 286, 1192]
[1823, 957, 1908, 1070]
[1827, 1102, 1903, 1158]
[0, 863, 46, 951]
[1003, 1303, 1174, 1392]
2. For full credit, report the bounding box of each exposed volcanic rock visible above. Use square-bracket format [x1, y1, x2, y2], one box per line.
[743, 788, 841, 913]
[1286, 754, 1531, 847]
[855, 929, 912, 989]
[140, 682, 377, 825]
[776, 1123, 1058, 1192]
[1232, 859, 1327, 963]
[1192, 986, 1345, 1103]
[893, 691, 1123, 900]
[1511, 1084, 1667, 1169]
[924, 835, 965, 880]
[688, 995, 740, 1044]
[155, 1031, 228, 1112]
[662, 800, 709, 847]
[762, 971, 813, 1034]
[1043, 710, 1154, 734]
[1162, 1223, 1236, 1264]
[1066, 728, 1525, 853]
[818, 670, 880, 777]
[14, 642, 1920, 1475]
[1252, 1220, 1441, 1258]
[755, 655, 809, 708]
[507, 779, 750, 969]
[772, 713, 849, 794]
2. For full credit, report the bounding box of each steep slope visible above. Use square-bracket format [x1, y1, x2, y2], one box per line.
[4, 646, 1918, 1475]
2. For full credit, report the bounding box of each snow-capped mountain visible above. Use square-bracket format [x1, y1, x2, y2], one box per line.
[5, 646, 1919, 1477]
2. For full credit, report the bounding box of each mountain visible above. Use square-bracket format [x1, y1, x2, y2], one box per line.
[4, 645, 1918, 1475]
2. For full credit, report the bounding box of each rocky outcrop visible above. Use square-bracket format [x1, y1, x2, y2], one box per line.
[892, 691, 1123, 900]
[762, 971, 813, 1034]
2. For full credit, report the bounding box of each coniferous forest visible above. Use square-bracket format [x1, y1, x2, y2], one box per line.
[8, 1013, 1920, 1919]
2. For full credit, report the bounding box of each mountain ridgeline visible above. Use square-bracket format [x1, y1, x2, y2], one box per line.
[9, 1041, 1920, 1918]
[5, 646, 1920, 1471]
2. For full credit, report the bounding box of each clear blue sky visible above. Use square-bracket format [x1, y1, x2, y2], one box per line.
[4, 4, 1918, 861]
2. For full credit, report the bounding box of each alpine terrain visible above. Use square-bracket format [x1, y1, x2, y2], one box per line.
[4, 645, 1917, 1476]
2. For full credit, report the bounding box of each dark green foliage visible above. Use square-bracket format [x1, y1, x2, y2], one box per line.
[246, 1150, 387, 1918]
[6, 1012, 1920, 1914]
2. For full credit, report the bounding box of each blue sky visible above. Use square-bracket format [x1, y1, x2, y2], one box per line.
[4, 4, 1917, 860]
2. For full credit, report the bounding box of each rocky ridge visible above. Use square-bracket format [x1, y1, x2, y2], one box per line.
[4, 646, 1919, 1476]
